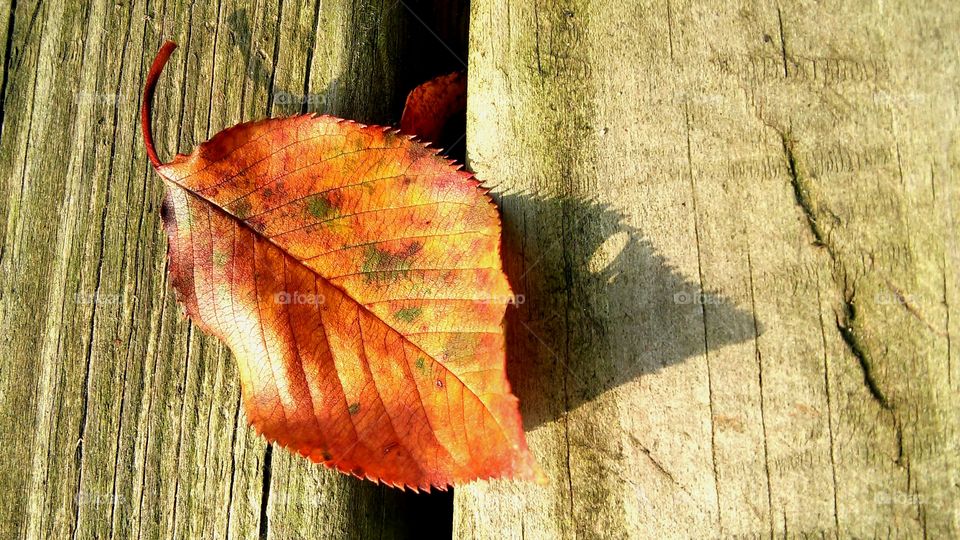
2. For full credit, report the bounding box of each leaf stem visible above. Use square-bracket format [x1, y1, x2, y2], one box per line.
[141, 40, 178, 168]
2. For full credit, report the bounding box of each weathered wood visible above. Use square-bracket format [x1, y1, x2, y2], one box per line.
[0, 1, 462, 538]
[455, 1, 958, 538]
[2, 0, 958, 539]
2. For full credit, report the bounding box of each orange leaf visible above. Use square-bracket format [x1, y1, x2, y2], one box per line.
[141, 41, 543, 490]
[400, 71, 466, 144]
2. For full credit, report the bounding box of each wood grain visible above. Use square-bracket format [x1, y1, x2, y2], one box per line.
[0, 1, 462, 538]
[455, 1, 959, 538]
[0, 0, 957, 539]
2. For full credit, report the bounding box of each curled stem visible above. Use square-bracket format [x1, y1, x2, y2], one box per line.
[141, 40, 178, 168]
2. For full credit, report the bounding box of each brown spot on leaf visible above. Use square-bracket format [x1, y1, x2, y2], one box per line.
[401, 241, 423, 258]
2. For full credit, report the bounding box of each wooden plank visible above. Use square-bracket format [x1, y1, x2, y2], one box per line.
[3, 0, 956, 538]
[455, 0, 959, 538]
[0, 1, 463, 538]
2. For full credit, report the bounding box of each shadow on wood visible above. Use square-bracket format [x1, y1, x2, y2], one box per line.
[497, 193, 761, 429]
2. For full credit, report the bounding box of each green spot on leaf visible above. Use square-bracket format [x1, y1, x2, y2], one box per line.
[212, 250, 229, 268]
[305, 194, 337, 220]
[361, 243, 422, 283]
[232, 199, 252, 219]
[415, 357, 426, 371]
[348, 403, 360, 415]
[393, 307, 422, 322]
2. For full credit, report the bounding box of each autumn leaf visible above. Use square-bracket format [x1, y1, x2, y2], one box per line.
[141, 41, 543, 491]
[400, 71, 467, 145]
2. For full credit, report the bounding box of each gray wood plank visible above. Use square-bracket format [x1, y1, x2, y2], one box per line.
[455, 1, 959, 538]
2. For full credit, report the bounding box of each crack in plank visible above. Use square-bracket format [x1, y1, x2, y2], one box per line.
[257, 444, 273, 540]
[683, 102, 723, 529]
[780, 132, 894, 409]
[781, 134, 828, 248]
[778, 130, 906, 473]
[776, 6, 788, 78]
[835, 290, 890, 410]
[747, 252, 775, 538]
[815, 282, 841, 538]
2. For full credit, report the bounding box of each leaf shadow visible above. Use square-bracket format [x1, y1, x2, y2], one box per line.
[495, 192, 762, 429]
